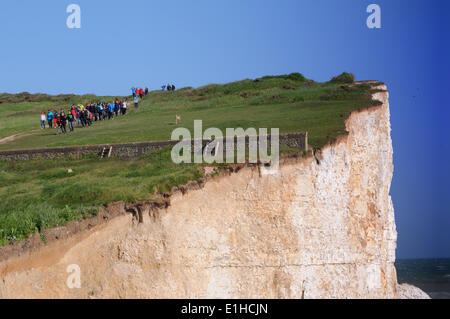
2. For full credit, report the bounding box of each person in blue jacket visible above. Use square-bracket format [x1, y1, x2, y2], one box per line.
[97, 103, 103, 120]
[114, 101, 119, 117]
[108, 102, 114, 119]
[47, 110, 54, 128]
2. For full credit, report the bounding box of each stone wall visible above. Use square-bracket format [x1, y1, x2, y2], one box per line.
[0, 133, 308, 161]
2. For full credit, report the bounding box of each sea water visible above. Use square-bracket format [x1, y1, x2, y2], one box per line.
[395, 259, 450, 299]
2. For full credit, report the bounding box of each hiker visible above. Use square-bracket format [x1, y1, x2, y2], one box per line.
[99, 103, 105, 120]
[167, 84, 172, 91]
[53, 111, 59, 129]
[88, 103, 95, 120]
[172, 84, 176, 91]
[114, 101, 119, 117]
[85, 109, 90, 126]
[67, 110, 74, 132]
[85, 109, 92, 126]
[122, 99, 128, 115]
[76, 107, 82, 127]
[139, 88, 144, 99]
[82, 109, 88, 126]
[47, 110, 53, 128]
[70, 106, 77, 121]
[162, 85, 166, 91]
[108, 102, 114, 119]
[99, 103, 103, 120]
[132, 87, 136, 97]
[145, 87, 149, 96]
[93, 103, 98, 121]
[60, 111, 67, 134]
[118, 100, 123, 115]
[113, 101, 119, 117]
[55, 113, 62, 134]
[134, 95, 139, 108]
[102, 103, 107, 120]
[40, 112, 46, 129]
[79, 109, 86, 127]
[105, 103, 110, 119]
[88, 109, 93, 125]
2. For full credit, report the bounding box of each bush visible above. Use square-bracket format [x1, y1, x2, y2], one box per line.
[284, 72, 307, 82]
[330, 72, 355, 83]
[260, 73, 307, 83]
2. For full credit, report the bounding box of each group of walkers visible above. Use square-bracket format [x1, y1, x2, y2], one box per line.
[131, 87, 148, 98]
[162, 84, 176, 91]
[131, 87, 149, 108]
[40, 99, 130, 135]
[39, 85, 152, 134]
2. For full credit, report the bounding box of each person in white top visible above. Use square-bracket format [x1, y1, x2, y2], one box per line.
[40, 112, 46, 129]
[122, 100, 128, 115]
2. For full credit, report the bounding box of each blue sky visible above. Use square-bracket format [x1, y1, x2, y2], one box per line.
[0, 0, 448, 258]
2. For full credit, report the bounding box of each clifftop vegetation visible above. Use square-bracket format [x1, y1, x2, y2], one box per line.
[0, 72, 380, 151]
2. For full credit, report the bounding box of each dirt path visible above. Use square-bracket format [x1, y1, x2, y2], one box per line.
[0, 130, 38, 145]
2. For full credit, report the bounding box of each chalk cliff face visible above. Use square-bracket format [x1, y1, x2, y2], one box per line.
[0, 85, 419, 298]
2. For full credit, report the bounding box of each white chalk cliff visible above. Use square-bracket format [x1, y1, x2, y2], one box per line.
[0, 85, 429, 298]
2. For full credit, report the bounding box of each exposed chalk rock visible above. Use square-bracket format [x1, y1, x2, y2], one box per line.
[397, 284, 431, 299]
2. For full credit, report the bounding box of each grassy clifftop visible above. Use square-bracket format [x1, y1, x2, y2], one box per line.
[0, 73, 384, 246]
[0, 73, 381, 151]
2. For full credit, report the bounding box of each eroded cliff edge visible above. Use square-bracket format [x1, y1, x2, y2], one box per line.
[0, 85, 428, 298]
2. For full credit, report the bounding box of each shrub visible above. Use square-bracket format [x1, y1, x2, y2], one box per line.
[330, 72, 355, 83]
[260, 73, 307, 83]
[284, 72, 307, 82]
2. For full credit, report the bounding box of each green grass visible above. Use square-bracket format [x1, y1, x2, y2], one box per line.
[0, 72, 383, 246]
[0, 148, 203, 246]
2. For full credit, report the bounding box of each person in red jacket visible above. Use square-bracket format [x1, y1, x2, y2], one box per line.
[53, 111, 58, 129]
[139, 88, 144, 98]
[55, 112, 62, 135]
[71, 105, 77, 119]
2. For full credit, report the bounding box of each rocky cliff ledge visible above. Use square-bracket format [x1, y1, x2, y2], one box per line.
[0, 85, 429, 298]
